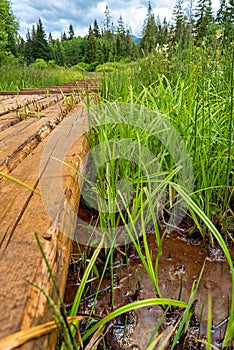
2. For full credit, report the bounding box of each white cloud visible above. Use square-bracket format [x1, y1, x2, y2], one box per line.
[11, 0, 220, 39]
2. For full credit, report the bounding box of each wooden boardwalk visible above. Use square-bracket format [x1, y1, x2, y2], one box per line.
[0, 80, 97, 349]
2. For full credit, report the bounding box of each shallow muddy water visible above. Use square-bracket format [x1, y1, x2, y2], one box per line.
[64, 212, 234, 349]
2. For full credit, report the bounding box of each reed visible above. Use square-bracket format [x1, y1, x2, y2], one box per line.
[0, 63, 84, 91]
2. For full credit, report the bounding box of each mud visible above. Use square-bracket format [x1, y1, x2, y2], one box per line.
[64, 210, 234, 349]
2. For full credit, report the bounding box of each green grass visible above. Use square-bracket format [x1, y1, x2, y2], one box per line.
[0, 63, 85, 91]
[99, 43, 234, 240]
[77, 41, 234, 347]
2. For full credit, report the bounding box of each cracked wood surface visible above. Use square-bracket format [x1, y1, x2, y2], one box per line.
[0, 84, 92, 349]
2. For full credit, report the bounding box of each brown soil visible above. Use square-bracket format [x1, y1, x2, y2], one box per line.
[64, 208, 234, 350]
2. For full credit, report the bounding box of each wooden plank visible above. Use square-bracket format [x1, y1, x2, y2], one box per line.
[0, 103, 69, 173]
[0, 88, 96, 176]
[0, 95, 44, 113]
[0, 106, 89, 349]
[0, 94, 64, 132]
[0, 94, 61, 115]
[0, 79, 99, 96]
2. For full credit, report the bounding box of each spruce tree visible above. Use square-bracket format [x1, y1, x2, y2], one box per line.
[24, 19, 51, 63]
[68, 24, 75, 40]
[104, 5, 112, 33]
[48, 32, 53, 44]
[102, 6, 114, 61]
[140, 1, 157, 54]
[51, 39, 65, 66]
[84, 25, 97, 63]
[187, 0, 195, 38]
[24, 30, 33, 64]
[34, 19, 51, 61]
[61, 32, 68, 41]
[194, 0, 214, 41]
[217, 0, 234, 43]
[125, 28, 139, 60]
[161, 17, 170, 45]
[116, 16, 126, 59]
[217, 0, 228, 23]
[173, 0, 188, 44]
[63, 39, 78, 66]
[93, 19, 101, 38]
[17, 36, 26, 59]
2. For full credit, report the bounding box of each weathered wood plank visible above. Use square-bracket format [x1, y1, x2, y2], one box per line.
[0, 94, 64, 132]
[0, 106, 89, 349]
[0, 95, 44, 116]
[0, 79, 99, 96]
[0, 103, 68, 173]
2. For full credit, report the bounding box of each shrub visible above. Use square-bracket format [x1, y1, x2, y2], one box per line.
[71, 62, 90, 72]
[29, 58, 48, 69]
[48, 59, 58, 68]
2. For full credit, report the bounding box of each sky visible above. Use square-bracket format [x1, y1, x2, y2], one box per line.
[11, 0, 220, 40]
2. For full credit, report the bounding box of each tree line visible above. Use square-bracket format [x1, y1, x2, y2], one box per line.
[0, 0, 233, 68]
[17, 7, 139, 68]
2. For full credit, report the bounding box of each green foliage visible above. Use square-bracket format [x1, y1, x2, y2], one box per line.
[23, 19, 52, 64]
[195, 0, 214, 42]
[68, 24, 75, 40]
[15, 9, 139, 69]
[1, 0, 234, 68]
[140, 2, 158, 54]
[172, 0, 190, 46]
[0, 64, 84, 91]
[100, 43, 234, 240]
[216, 0, 234, 44]
[95, 61, 127, 72]
[84, 25, 98, 64]
[88, 61, 99, 72]
[0, 0, 19, 64]
[71, 62, 90, 72]
[47, 59, 58, 68]
[29, 58, 48, 69]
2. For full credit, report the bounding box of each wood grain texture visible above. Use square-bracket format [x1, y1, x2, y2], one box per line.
[0, 94, 90, 349]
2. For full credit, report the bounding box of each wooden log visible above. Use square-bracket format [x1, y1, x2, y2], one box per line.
[0, 103, 68, 173]
[0, 79, 99, 96]
[0, 94, 66, 132]
[0, 106, 89, 349]
[0, 95, 44, 116]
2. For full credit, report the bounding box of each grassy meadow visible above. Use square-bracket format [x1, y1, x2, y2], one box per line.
[0, 60, 85, 91]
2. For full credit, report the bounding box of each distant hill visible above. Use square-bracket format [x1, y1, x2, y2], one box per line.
[131, 35, 141, 44]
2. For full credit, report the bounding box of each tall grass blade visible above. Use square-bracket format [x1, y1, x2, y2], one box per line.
[0, 172, 40, 195]
[82, 298, 187, 343]
[171, 182, 234, 347]
[0, 317, 85, 350]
